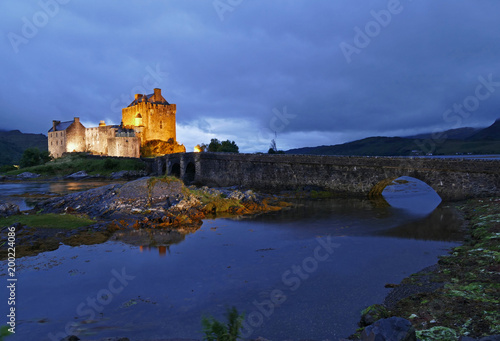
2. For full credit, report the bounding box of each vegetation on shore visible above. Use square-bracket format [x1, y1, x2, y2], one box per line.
[355, 197, 500, 340]
[2, 153, 145, 177]
[0, 213, 95, 229]
[202, 307, 244, 341]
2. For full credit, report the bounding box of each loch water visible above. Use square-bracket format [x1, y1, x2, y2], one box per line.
[0, 178, 464, 340]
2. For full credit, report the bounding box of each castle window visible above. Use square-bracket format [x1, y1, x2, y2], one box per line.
[160, 121, 163, 129]
[135, 113, 143, 126]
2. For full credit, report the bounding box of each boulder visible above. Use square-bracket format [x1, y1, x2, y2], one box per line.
[61, 335, 80, 341]
[110, 170, 147, 180]
[116, 178, 150, 200]
[65, 171, 89, 179]
[17, 172, 40, 179]
[174, 195, 202, 211]
[360, 304, 390, 327]
[479, 336, 500, 341]
[361, 317, 416, 341]
[0, 203, 20, 217]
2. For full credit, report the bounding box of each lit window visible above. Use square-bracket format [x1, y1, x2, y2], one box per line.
[135, 113, 143, 126]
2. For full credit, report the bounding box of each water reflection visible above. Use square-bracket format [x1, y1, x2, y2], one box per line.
[380, 206, 464, 241]
[382, 176, 442, 215]
[140, 245, 171, 257]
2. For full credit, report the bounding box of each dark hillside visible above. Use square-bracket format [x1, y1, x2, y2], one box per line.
[0, 130, 48, 166]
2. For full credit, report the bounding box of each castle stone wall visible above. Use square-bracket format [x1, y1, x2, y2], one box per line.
[48, 130, 67, 158]
[107, 137, 140, 158]
[85, 126, 116, 155]
[65, 119, 86, 153]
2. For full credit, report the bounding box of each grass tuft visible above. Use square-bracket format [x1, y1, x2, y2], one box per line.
[4, 153, 145, 177]
[0, 213, 95, 229]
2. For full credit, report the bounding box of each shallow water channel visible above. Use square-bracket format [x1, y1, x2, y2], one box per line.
[0, 178, 464, 340]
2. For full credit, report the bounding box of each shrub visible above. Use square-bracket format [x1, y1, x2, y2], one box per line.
[201, 307, 244, 341]
[207, 139, 239, 153]
[19, 148, 52, 168]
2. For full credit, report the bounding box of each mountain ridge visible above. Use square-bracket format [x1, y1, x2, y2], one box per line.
[286, 120, 500, 156]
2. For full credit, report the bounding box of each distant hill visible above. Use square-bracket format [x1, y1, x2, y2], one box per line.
[467, 119, 500, 141]
[406, 127, 482, 140]
[0, 130, 48, 166]
[286, 120, 500, 156]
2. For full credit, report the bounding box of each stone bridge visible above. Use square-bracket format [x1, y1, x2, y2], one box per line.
[146, 153, 500, 201]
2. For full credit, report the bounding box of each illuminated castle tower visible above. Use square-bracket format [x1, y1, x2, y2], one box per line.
[122, 88, 179, 146]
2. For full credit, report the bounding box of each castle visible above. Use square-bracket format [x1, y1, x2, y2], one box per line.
[48, 88, 185, 158]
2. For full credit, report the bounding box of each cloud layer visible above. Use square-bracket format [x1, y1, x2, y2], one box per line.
[1, 1, 499, 152]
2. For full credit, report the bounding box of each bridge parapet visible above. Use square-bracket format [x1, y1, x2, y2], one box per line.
[153, 153, 500, 201]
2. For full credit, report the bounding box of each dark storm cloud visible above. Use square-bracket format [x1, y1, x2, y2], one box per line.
[1, 1, 499, 151]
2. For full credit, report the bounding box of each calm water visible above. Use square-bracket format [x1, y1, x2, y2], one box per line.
[0, 178, 463, 340]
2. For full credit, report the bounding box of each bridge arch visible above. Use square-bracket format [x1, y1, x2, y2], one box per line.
[184, 162, 196, 183]
[369, 176, 441, 200]
[170, 163, 181, 178]
[161, 160, 167, 175]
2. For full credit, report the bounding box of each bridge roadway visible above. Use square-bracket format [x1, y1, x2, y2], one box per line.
[146, 153, 500, 201]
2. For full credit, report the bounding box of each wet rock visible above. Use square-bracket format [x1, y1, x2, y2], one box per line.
[174, 195, 202, 211]
[110, 170, 147, 180]
[228, 190, 245, 201]
[117, 178, 151, 200]
[150, 179, 184, 203]
[17, 172, 40, 179]
[359, 304, 390, 327]
[61, 335, 80, 341]
[37, 184, 121, 217]
[243, 189, 257, 201]
[459, 337, 500, 341]
[361, 317, 416, 341]
[479, 336, 500, 341]
[65, 170, 89, 179]
[0, 203, 20, 217]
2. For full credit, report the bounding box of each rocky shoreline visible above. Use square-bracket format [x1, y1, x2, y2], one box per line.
[0, 175, 290, 260]
[349, 197, 500, 341]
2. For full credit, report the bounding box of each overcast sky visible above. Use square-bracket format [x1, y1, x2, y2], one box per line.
[1, 1, 499, 152]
